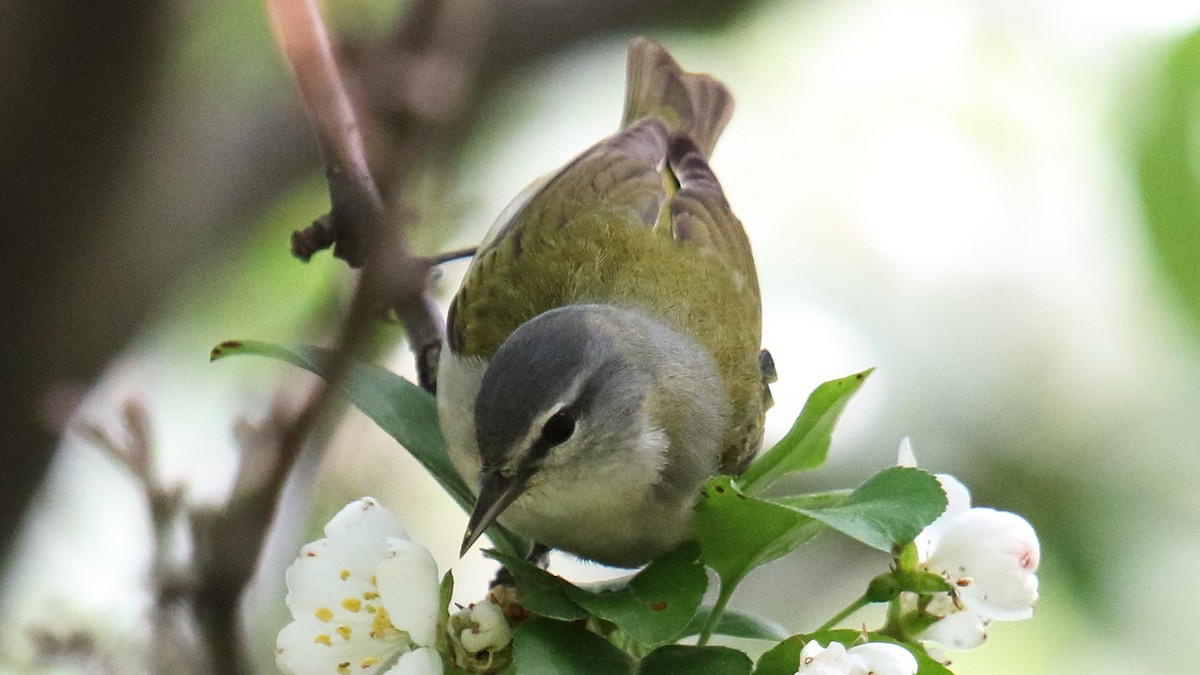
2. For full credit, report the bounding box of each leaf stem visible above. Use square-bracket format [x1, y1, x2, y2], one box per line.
[696, 576, 740, 647]
[815, 593, 871, 633]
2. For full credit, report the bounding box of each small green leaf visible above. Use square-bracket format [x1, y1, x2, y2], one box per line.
[210, 340, 532, 557]
[792, 467, 946, 552]
[637, 645, 752, 675]
[565, 543, 707, 648]
[483, 550, 588, 621]
[754, 631, 951, 675]
[684, 607, 790, 641]
[513, 618, 636, 675]
[692, 476, 824, 588]
[752, 635, 807, 675]
[435, 571, 455, 654]
[739, 370, 873, 494]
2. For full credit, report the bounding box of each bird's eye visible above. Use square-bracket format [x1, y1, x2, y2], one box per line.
[540, 410, 576, 446]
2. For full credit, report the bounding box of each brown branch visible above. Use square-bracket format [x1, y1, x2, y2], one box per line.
[267, 0, 383, 268]
[180, 1, 462, 671]
[191, 3, 380, 663]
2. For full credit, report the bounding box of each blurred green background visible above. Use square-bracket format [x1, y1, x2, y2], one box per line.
[4, 0, 1200, 673]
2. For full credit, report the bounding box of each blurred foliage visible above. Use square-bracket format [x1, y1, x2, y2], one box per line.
[1137, 26, 1200, 337]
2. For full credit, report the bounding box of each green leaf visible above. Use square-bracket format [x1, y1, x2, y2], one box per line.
[791, 467, 946, 552]
[739, 370, 873, 494]
[769, 489, 852, 511]
[754, 631, 952, 675]
[752, 635, 806, 675]
[692, 476, 824, 588]
[513, 618, 636, 675]
[564, 543, 707, 649]
[1136, 27, 1200, 337]
[209, 340, 532, 557]
[483, 550, 589, 621]
[637, 645, 752, 675]
[210, 340, 465, 500]
[684, 607, 790, 641]
[435, 571, 455, 655]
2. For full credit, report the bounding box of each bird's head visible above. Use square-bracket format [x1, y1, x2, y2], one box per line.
[459, 305, 666, 556]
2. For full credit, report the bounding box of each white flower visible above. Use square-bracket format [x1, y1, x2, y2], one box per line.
[276, 498, 443, 675]
[898, 439, 1041, 649]
[795, 640, 917, 675]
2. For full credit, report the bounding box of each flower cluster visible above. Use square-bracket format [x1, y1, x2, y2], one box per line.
[274, 436, 1039, 675]
[899, 439, 1041, 649]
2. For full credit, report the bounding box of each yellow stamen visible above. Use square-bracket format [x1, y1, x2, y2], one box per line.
[360, 656, 381, 669]
[342, 598, 362, 612]
[369, 606, 399, 640]
[362, 591, 379, 601]
[315, 607, 334, 622]
[314, 634, 332, 647]
[337, 662, 351, 675]
[340, 569, 351, 581]
[336, 626, 352, 641]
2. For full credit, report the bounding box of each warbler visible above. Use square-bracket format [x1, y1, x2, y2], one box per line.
[438, 38, 773, 568]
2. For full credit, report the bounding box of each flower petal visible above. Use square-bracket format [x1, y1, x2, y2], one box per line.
[917, 609, 988, 650]
[915, 474, 973, 560]
[324, 497, 408, 541]
[896, 438, 918, 468]
[383, 647, 444, 675]
[796, 641, 863, 675]
[284, 499, 407, 626]
[926, 508, 1039, 620]
[847, 643, 917, 675]
[276, 615, 404, 675]
[377, 538, 440, 647]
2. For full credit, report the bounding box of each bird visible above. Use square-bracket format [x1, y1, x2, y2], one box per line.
[437, 38, 773, 568]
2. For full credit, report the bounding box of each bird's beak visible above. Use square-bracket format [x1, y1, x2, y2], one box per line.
[460, 469, 525, 557]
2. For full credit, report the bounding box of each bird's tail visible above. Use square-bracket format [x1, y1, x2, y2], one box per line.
[621, 38, 733, 158]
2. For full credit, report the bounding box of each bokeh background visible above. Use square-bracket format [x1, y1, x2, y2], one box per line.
[4, 0, 1200, 672]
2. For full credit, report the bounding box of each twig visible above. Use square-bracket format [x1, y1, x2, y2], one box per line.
[76, 402, 187, 599]
[267, 0, 383, 268]
[76, 401, 206, 675]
